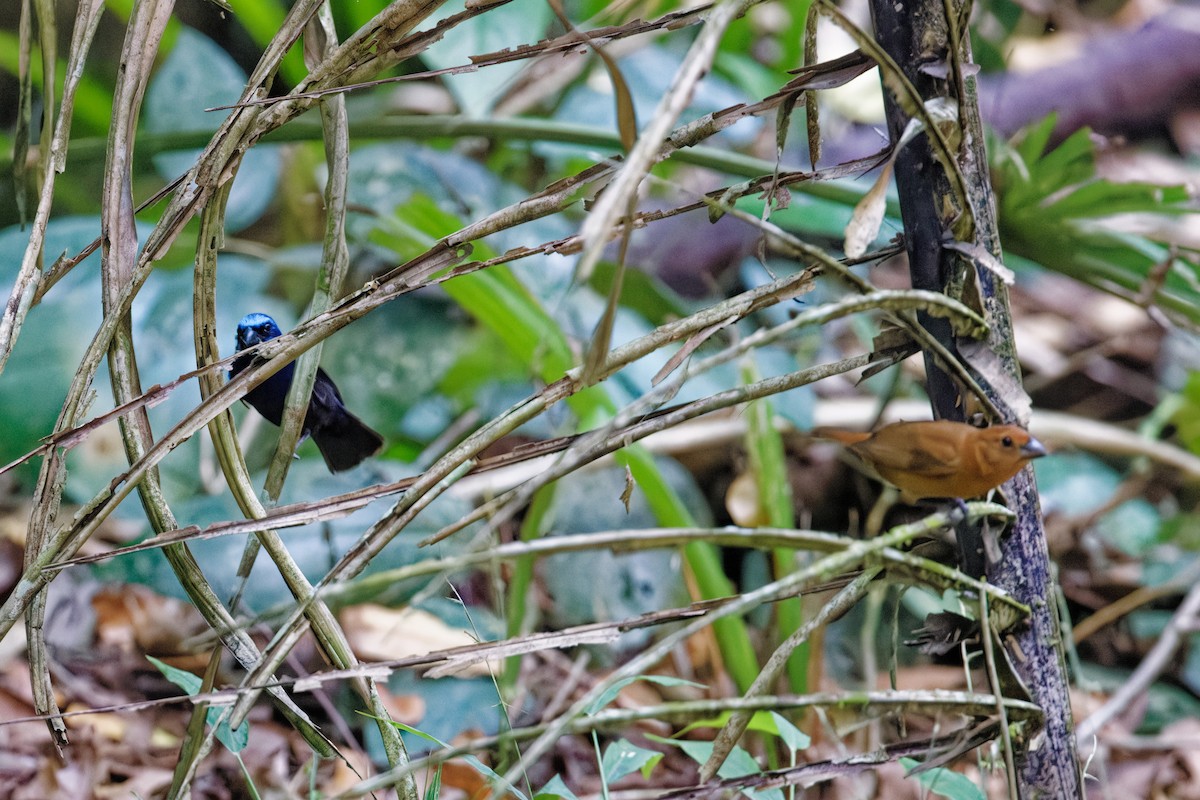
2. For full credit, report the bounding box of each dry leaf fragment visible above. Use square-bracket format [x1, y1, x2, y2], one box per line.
[843, 159, 895, 258]
[342, 605, 495, 678]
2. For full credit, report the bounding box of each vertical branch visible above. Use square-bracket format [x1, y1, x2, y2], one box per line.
[0, 0, 104, 376]
[867, 6, 968, 424]
[184, 6, 414, 788]
[867, 0, 1083, 795]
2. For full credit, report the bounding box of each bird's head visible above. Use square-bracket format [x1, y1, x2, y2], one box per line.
[977, 424, 1049, 471]
[236, 313, 283, 351]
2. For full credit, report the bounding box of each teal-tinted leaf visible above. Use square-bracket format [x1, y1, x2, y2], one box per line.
[144, 27, 280, 232]
[900, 758, 984, 800]
[121, 484, 469, 607]
[1094, 498, 1160, 557]
[148, 655, 202, 694]
[1128, 609, 1170, 642]
[546, 45, 758, 163]
[601, 739, 662, 785]
[535, 775, 580, 800]
[1141, 551, 1200, 590]
[1077, 663, 1200, 734]
[320, 293, 471, 444]
[0, 219, 109, 474]
[657, 737, 784, 800]
[1033, 451, 1121, 517]
[422, 0, 554, 116]
[352, 144, 575, 299]
[1182, 636, 1200, 696]
[146, 656, 248, 753]
[585, 675, 706, 716]
[385, 720, 528, 800]
[756, 344, 817, 430]
[768, 712, 811, 753]
[544, 464, 701, 652]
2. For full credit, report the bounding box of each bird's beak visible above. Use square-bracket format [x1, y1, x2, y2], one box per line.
[1021, 436, 1048, 459]
[237, 329, 260, 349]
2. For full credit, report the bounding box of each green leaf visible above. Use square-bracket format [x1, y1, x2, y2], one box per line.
[422, 0, 554, 116]
[1076, 663, 1200, 733]
[585, 675, 705, 716]
[648, 735, 786, 800]
[601, 739, 662, 784]
[768, 711, 811, 753]
[674, 710, 811, 753]
[994, 115, 1200, 328]
[1095, 498, 1161, 557]
[534, 775, 580, 800]
[146, 656, 248, 753]
[147, 655, 202, 694]
[1043, 180, 1190, 221]
[1159, 512, 1200, 549]
[1032, 451, 1121, 517]
[1011, 112, 1057, 168]
[383, 720, 529, 800]
[900, 758, 985, 800]
[0, 31, 115, 136]
[423, 765, 443, 800]
[1172, 372, 1200, 453]
[143, 27, 281, 232]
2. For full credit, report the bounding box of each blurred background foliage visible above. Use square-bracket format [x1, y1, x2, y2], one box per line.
[2, 0, 1200, 794]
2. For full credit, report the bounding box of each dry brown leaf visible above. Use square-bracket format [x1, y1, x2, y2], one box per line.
[341, 604, 495, 677]
[63, 706, 128, 741]
[843, 158, 894, 259]
[92, 583, 206, 657]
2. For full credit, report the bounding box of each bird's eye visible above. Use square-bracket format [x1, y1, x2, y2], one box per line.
[1001, 436, 1014, 447]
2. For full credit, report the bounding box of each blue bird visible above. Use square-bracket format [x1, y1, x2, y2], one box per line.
[230, 313, 384, 472]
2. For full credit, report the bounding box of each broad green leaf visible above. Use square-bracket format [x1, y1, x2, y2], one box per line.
[384, 721, 528, 800]
[1094, 498, 1160, 557]
[147, 656, 248, 753]
[994, 115, 1199, 328]
[422, 0, 554, 116]
[648, 735, 785, 800]
[1033, 451, 1121, 517]
[144, 27, 281, 232]
[535, 775, 580, 800]
[768, 712, 811, 753]
[585, 675, 705, 716]
[601, 739, 662, 784]
[900, 758, 985, 800]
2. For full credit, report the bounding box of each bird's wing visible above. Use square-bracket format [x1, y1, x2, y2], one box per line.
[312, 367, 345, 404]
[861, 424, 962, 479]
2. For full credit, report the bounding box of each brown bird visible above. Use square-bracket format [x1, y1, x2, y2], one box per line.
[814, 420, 1047, 503]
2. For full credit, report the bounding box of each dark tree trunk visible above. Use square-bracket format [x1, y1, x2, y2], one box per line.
[867, 0, 1084, 796]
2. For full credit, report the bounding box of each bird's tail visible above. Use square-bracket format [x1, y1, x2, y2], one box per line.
[312, 412, 385, 472]
[811, 427, 873, 445]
